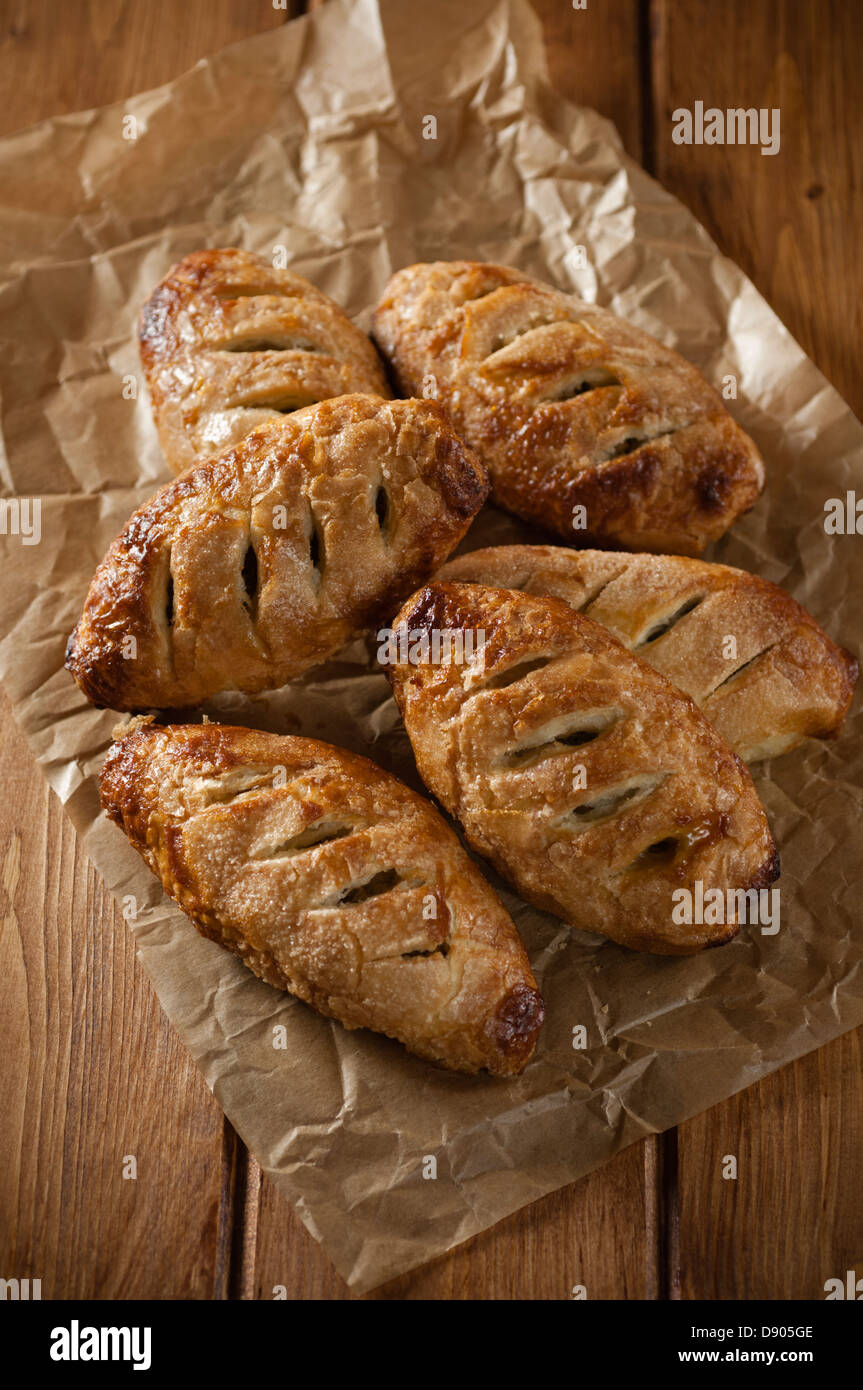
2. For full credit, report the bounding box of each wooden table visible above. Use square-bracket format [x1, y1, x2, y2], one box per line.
[1, 0, 861, 1300]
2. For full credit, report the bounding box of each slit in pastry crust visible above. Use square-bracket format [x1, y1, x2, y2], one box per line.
[494, 707, 623, 770]
[634, 594, 704, 647]
[218, 335, 326, 354]
[554, 773, 668, 831]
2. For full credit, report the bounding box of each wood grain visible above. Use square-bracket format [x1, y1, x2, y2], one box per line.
[530, 0, 645, 163]
[0, 687, 228, 1298]
[676, 1032, 863, 1299]
[651, 0, 863, 415]
[0, 0, 298, 1303]
[650, 0, 863, 1299]
[250, 1143, 652, 1300]
[0, 0, 297, 139]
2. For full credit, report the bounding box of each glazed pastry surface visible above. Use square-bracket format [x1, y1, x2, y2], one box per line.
[67, 394, 489, 709]
[388, 581, 779, 954]
[373, 260, 765, 554]
[439, 545, 857, 762]
[101, 720, 544, 1076]
[140, 247, 391, 473]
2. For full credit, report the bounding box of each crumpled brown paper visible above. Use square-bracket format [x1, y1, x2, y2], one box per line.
[0, 0, 861, 1294]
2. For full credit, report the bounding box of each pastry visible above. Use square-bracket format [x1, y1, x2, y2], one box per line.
[386, 582, 779, 955]
[372, 260, 765, 555]
[100, 720, 543, 1076]
[66, 394, 489, 710]
[439, 546, 857, 762]
[140, 247, 391, 473]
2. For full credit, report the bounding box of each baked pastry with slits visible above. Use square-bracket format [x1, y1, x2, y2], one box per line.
[372, 260, 765, 555]
[101, 721, 543, 1076]
[66, 394, 488, 710]
[439, 546, 857, 763]
[387, 582, 779, 955]
[140, 247, 391, 473]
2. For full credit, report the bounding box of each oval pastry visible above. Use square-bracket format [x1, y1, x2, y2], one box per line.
[66, 394, 489, 710]
[387, 582, 779, 955]
[372, 260, 765, 555]
[439, 546, 858, 763]
[140, 247, 392, 474]
[100, 721, 543, 1077]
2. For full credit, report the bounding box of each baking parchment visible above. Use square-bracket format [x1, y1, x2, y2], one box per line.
[0, 0, 861, 1294]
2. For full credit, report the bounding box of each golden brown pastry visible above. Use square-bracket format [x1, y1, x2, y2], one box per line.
[439, 546, 857, 763]
[387, 582, 779, 955]
[372, 260, 765, 555]
[66, 394, 489, 711]
[100, 721, 543, 1076]
[140, 248, 391, 474]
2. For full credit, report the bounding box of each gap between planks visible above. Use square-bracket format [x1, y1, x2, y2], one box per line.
[638, 1, 682, 1304]
[644, 1132, 681, 1299]
[216, 1120, 262, 1301]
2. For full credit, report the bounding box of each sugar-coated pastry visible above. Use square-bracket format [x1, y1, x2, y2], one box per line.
[101, 720, 543, 1076]
[140, 247, 391, 473]
[66, 394, 489, 710]
[373, 260, 765, 555]
[439, 546, 857, 762]
[387, 582, 779, 955]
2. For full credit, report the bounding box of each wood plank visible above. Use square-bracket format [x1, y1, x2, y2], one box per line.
[650, 0, 863, 414]
[0, 0, 297, 139]
[651, 0, 863, 1298]
[250, 1143, 653, 1300]
[0, 689, 230, 1298]
[677, 1033, 863, 1299]
[0, 0, 302, 1303]
[530, 0, 645, 164]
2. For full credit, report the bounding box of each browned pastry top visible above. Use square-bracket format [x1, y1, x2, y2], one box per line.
[439, 546, 857, 762]
[372, 260, 765, 555]
[387, 581, 778, 955]
[66, 394, 489, 710]
[100, 720, 543, 1076]
[140, 247, 392, 473]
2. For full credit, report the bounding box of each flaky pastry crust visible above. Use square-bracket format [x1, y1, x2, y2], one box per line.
[439, 546, 857, 762]
[66, 394, 489, 710]
[140, 248, 391, 473]
[100, 721, 543, 1076]
[388, 582, 779, 955]
[372, 260, 765, 555]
